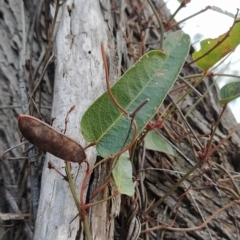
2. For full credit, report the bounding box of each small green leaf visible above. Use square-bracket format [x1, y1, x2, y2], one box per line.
[192, 20, 240, 70]
[210, 6, 235, 18]
[145, 131, 176, 156]
[81, 30, 190, 158]
[112, 153, 134, 196]
[219, 81, 240, 104]
[177, 0, 190, 3]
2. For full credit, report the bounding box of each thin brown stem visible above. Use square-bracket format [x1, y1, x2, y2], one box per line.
[142, 200, 240, 233]
[203, 123, 240, 162]
[145, 161, 202, 215]
[101, 44, 128, 114]
[206, 104, 227, 154]
[168, 6, 211, 31]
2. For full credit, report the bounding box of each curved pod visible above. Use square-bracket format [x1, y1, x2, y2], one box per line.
[18, 115, 86, 163]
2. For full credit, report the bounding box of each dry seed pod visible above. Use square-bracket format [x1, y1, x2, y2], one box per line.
[18, 114, 86, 163]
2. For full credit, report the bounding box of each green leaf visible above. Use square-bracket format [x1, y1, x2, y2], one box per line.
[112, 153, 134, 196]
[81, 30, 190, 158]
[145, 131, 176, 156]
[210, 6, 235, 18]
[192, 20, 240, 70]
[177, 0, 190, 3]
[219, 81, 240, 104]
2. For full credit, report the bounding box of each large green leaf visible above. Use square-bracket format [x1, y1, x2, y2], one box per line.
[112, 152, 134, 196]
[219, 81, 240, 104]
[81, 30, 190, 157]
[192, 20, 240, 70]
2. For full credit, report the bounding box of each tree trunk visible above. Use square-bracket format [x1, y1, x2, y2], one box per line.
[33, 1, 116, 239]
[1, 0, 240, 240]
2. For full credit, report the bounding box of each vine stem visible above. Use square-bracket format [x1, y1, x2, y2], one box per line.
[144, 161, 201, 215]
[146, 0, 164, 49]
[101, 44, 127, 114]
[168, 6, 211, 31]
[145, 120, 240, 215]
[205, 104, 227, 154]
[166, 1, 191, 25]
[142, 200, 240, 233]
[65, 161, 91, 240]
[163, 72, 206, 121]
[203, 123, 240, 162]
[213, 162, 240, 197]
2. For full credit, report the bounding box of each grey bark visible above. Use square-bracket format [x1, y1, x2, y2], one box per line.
[1, 0, 240, 240]
[33, 1, 110, 239]
[0, 0, 52, 239]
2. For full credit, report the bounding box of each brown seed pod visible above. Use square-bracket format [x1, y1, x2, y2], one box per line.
[18, 114, 86, 163]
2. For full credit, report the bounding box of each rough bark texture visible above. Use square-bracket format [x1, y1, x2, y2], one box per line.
[33, 1, 110, 239]
[0, 0, 52, 239]
[0, 0, 240, 240]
